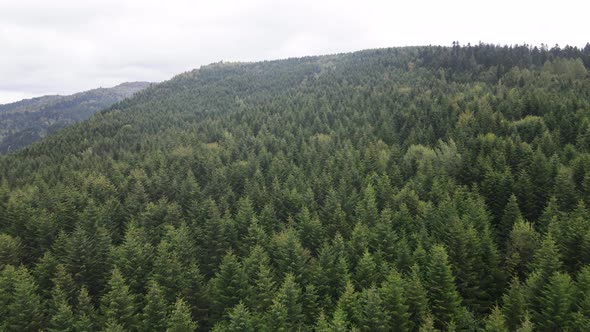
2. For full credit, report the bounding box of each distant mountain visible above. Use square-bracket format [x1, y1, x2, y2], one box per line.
[0, 82, 152, 154]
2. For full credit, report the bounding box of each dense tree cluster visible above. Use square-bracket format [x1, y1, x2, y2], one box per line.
[1, 43, 590, 331]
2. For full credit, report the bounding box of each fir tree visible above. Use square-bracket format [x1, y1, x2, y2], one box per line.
[167, 298, 198, 332]
[424, 245, 462, 330]
[226, 302, 256, 332]
[210, 250, 246, 320]
[483, 306, 507, 332]
[100, 268, 138, 331]
[357, 287, 389, 332]
[379, 268, 410, 332]
[142, 280, 169, 332]
[537, 272, 576, 331]
[501, 278, 527, 331]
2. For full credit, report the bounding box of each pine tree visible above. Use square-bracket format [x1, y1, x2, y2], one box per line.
[48, 300, 75, 332]
[537, 272, 576, 331]
[332, 306, 353, 332]
[515, 314, 534, 332]
[272, 273, 303, 331]
[501, 278, 527, 331]
[270, 227, 311, 283]
[248, 259, 276, 313]
[357, 287, 389, 332]
[226, 302, 256, 332]
[483, 306, 507, 332]
[142, 280, 170, 332]
[264, 300, 289, 332]
[65, 223, 112, 296]
[424, 245, 462, 330]
[100, 268, 138, 331]
[379, 269, 410, 332]
[354, 249, 378, 289]
[336, 280, 360, 327]
[405, 265, 430, 331]
[0, 233, 22, 270]
[210, 250, 246, 320]
[554, 166, 578, 211]
[111, 221, 154, 296]
[74, 286, 96, 332]
[167, 298, 198, 332]
[235, 196, 255, 252]
[418, 314, 440, 332]
[315, 311, 331, 332]
[499, 194, 523, 246]
[574, 266, 590, 328]
[296, 209, 324, 256]
[302, 284, 320, 326]
[1, 266, 42, 331]
[530, 232, 562, 278]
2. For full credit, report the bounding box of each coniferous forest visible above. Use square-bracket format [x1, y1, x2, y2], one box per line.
[1, 43, 590, 331]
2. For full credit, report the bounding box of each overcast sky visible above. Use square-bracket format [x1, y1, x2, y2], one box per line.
[0, 0, 588, 104]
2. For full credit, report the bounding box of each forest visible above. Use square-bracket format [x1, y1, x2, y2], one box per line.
[0, 82, 151, 155]
[1, 43, 590, 331]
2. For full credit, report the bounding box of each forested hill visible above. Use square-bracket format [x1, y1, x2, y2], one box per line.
[1, 43, 590, 331]
[0, 82, 152, 154]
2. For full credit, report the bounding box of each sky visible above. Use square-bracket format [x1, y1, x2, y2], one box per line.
[0, 0, 588, 104]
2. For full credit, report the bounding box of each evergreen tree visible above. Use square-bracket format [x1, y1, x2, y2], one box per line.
[100, 268, 138, 331]
[379, 268, 410, 332]
[226, 302, 256, 332]
[0, 233, 22, 269]
[0, 265, 42, 332]
[210, 251, 246, 320]
[48, 300, 76, 332]
[336, 280, 360, 327]
[405, 265, 430, 331]
[354, 249, 378, 289]
[554, 166, 578, 211]
[357, 287, 389, 332]
[501, 278, 527, 331]
[483, 306, 507, 332]
[74, 286, 97, 332]
[111, 221, 154, 296]
[167, 298, 198, 332]
[142, 280, 170, 332]
[499, 194, 523, 246]
[537, 272, 576, 331]
[424, 245, 462, 330]
[272, 273, 304, 331]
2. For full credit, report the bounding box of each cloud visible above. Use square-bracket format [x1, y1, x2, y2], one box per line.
[0, 0, 588, 103]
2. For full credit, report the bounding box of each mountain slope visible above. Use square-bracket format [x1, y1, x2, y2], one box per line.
[1, 44, 590, 331]
[0, 82, 152, 154]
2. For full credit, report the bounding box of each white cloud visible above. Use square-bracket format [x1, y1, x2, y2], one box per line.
[0, 0, 588, 103]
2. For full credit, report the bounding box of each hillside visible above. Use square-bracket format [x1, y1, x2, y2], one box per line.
[1, 44, 590, 331]
[0, 82, 152, 154]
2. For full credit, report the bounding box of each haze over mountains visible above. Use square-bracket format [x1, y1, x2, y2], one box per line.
[0, 82, 152, 154]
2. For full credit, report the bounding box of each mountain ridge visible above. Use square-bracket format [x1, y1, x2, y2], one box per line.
[0, 81, 153, 154]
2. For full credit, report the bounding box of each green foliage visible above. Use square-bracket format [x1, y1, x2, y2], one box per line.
[100, 268, 138, 331]
[425, 245, 462, 330]
[0, 265, 42, 331]
[483, 306, 507, 332]
[1, 43, 590, 330]
[167, 298, 198, 332]
[0, 233, 22, 269]
[537, 272, 576, 331]
[142, 280, 170, 332]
